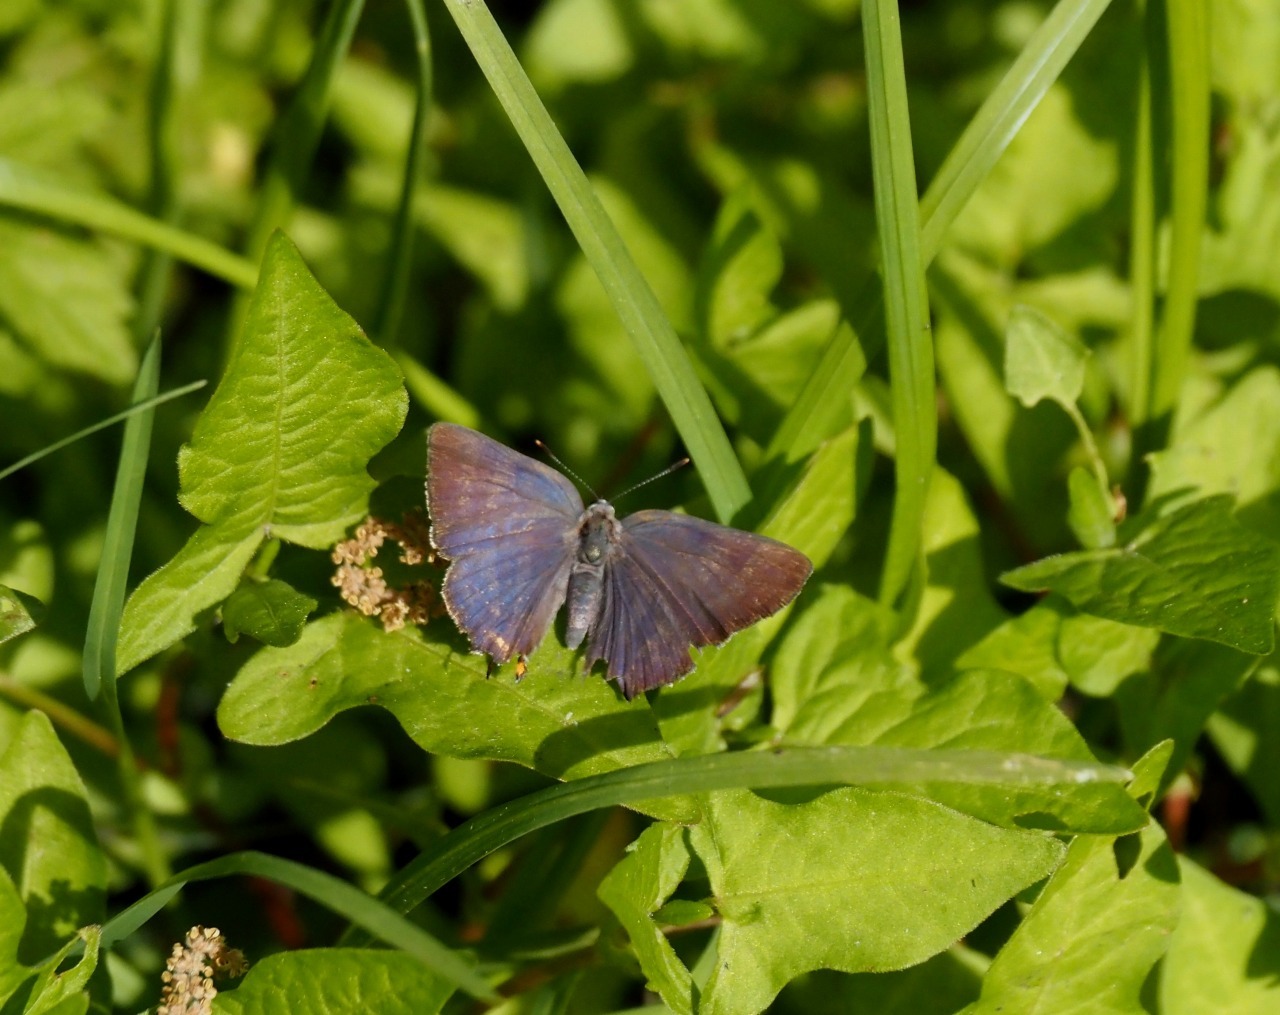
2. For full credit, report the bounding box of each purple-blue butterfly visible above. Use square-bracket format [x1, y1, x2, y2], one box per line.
[426, 422, 813, 699]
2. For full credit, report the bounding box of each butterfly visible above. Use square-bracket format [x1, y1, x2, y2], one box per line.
[425, 422, 813, 699]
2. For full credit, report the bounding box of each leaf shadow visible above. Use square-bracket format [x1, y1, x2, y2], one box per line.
[0, 785, 105, 964]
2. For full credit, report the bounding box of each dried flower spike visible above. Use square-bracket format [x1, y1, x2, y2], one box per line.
[331, 514, 440, 632]
[157, 926, 248, 1015]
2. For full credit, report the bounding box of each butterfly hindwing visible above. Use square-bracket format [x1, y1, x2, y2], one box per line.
[426, 423, 584, 663]
[587, 510, 813, 697]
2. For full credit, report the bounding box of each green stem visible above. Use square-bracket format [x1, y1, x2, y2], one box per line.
[375, 0, 434, 347]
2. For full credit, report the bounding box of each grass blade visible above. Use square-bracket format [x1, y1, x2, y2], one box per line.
[83, 335, 170, 887]
[350, 746, 1134, 942]
[768, 0, 1115, 466]
[96, 851, 497, 1001]
[0, 382, 205, 484]
[0, 158, 256, 288]
[862, 0, 934, 606]
[375, 0, 434, 347]
[439, 0, 751, 522]
[1149, 0, 1209, 425]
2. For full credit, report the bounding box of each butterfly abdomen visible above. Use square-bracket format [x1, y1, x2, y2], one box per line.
[564, 502, 621, 649]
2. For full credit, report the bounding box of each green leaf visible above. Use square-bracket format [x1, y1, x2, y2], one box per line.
[1207, 660, 1280, 824]
[1159, 857, 1280, 1014]
[771, 585, 1146, 833]
[597, 824, 694, 1015]
[0, 158, 257, 288]
[418, 184, 530, 312]
[692, 788, 1065, 1015]
[0, 584, 41, 645]
[695, 191, 782, 350]
[1067, 464, 1116, 549]
[1004, 303, 1089, 409]
[1002, 495, 1280, 655]
[213, 948, 456, 1015]
[21, 926, 99, 1015]
[959, 597, 1159, 701]
[777, 951, 983, 1015]
[0, 867, 99, 1015]
[959, 745, 1180, 1015]
[117, 526, 264, 675]
[1115, 639, 1257, 799]
[931, 259, 1081, 548]
[117, 233, 407, 673]
[217, 613, 692, 819]
[0, 711, 106, 961]
[0, 221, 136, 384]
[1147, 367, 1280, 533]
[897, 468, 1009, 674]
[223, 579, 317, 647]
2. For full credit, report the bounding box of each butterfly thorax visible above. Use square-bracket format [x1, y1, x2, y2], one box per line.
[565, 501, 621, 649]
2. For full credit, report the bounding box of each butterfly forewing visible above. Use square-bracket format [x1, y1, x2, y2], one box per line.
[427, 423, 584, 664]
[589, 511, 813, 697]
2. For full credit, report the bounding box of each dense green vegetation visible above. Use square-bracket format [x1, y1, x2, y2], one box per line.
[1, 0, 1278, 1012]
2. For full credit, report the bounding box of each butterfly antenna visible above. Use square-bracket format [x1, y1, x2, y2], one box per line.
[611, 457, 691, 505]
[535, 439, 601, 501]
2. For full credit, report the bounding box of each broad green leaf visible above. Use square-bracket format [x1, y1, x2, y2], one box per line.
[526, 0, 635, 88]
[1207, 660, 1280, 824]
[1115, 639, 1256, 797]
[117, 233, 407, 673]
[957, 597, 1160, 701]
[214, 949, 454, 1014]
[0, 584, 40, 644]
[177, 236, 406, 543]
[956, 600, 1070, 700]
[772, 586, 1145, 833]
[960, 745, 1180, 1015]
[654, 424, 863, 757]
[1067, 464, 1116, 549]
[0, 869, 31, 1002]
[777, 950, 983, 1015]
[418, 184, 530, 312]
[1198, 108, 1280, 301]
[931, 257, 1080, 548]
[1147, 367, 1280, 534]
[117, 526, 262, 674]
[1002, 495, 1280, 655]
[699, 300, 852, 446]
[1004, 303, 1089, 409]
[695, 191, 781, 350]
[0, 711, 106, 962]
[0, 867, 98, 1015]
[0, 221, 135, 384]
[22, 926, 99, 1015]
[948, 84, 1118, 267]
[897, 468, 1008, 673]
[692, 787, 1065, 1015]
[223, 579, 317, 647]
[1160, 857, 1280, 1015]
[597, 823, 694, 1015]
[217, 613, 693, 820]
